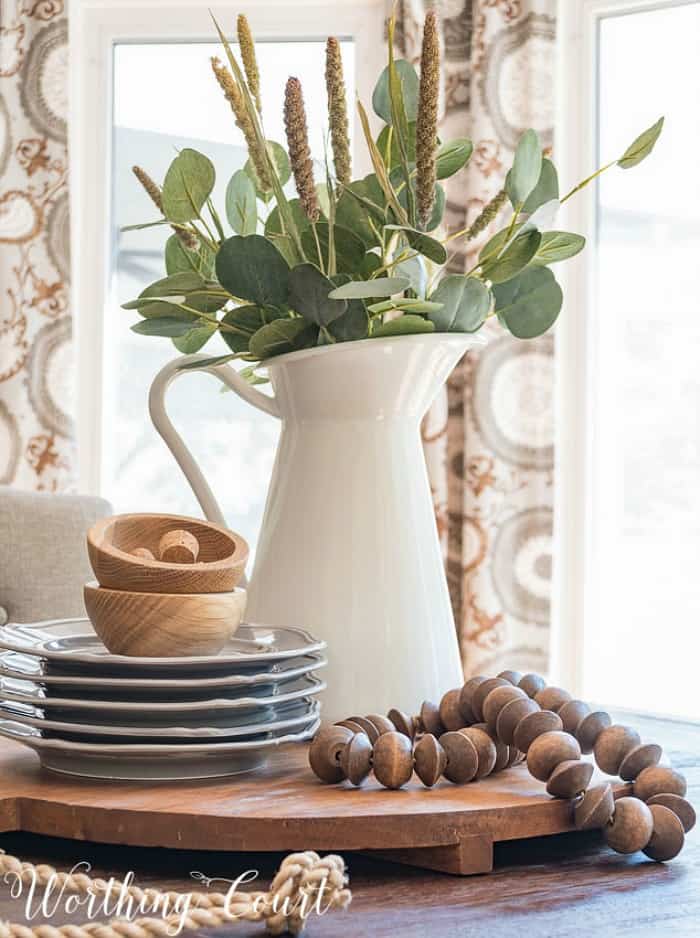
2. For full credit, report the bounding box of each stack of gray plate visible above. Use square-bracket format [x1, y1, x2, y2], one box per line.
[0, 618, 325, 780]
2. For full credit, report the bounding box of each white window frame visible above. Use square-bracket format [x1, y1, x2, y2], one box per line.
[551, 0, 698, 694]
[68, 0, 386, 495]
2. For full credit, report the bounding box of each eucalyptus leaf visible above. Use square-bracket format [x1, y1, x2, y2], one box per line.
[301, 223, 366, 274]
[359, 251, 382, 279]
[244, 140, 291, 198]
[335, 177, 386, 247]
[522, 198, 560, 234]
[393, 254, 427, 297]
[131, 317, 196, 337]
[249, 318, 316, 359]
[161, 149, 215, 223]
[506, 130, 542, 206]
[327, 299, 370, 342]
[482, 230, 541, 284]
[289, 263, 347, 326]
[435, 138, 473, 180]
[521, 158, 559, 213]
[618, 117, 664, 169]
[372, 314, 435, 337]
[395, 176, 445, 231]
[225, 170, 258, 235]
[328, 277, 410, 300]
[428, 275, 491, 333]
[531, 231, 586, 266]
[165, 234, 215, 278]
[178, 353, 238, 371]
[377, 122, 417, 169]
[372, 60, 419, 124]
[384, 224, 447, 264]
[172, 323, 217, 354]
[368, 299, 443, 314]
[216, 235, 289, 307]
[221, 304, 281, 353]
[493, 267, 563, 339]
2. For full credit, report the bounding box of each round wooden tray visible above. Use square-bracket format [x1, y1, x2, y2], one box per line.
[0, 738, 627, 875]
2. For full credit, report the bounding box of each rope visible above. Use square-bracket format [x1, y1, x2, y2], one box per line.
[0, 849, 351, 937]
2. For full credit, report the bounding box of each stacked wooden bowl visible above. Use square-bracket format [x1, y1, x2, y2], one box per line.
[85, 513, 250, 658]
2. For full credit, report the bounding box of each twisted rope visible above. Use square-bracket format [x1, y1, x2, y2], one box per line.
[0, 850, 351, 937]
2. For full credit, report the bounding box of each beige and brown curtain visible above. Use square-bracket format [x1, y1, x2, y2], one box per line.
[399, 0, 557, 677]
[0, 2, 75, 491]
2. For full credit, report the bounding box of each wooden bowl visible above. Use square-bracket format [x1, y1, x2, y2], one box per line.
[87, 513, 249, 594]
[84, 581, 247, 657]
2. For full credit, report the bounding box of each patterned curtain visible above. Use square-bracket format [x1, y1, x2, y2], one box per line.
[0, 2, 75, 491]
[399, 0, 556, 677]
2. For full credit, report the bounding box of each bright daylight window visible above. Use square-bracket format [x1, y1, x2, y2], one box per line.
[582, 2, 700, 718]
[106, 39, 354, 556]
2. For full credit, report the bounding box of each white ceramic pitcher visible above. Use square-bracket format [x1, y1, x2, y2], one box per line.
[149, 333, 484, 720]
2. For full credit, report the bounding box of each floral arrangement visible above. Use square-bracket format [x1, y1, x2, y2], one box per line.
[124, 11, 662, 374]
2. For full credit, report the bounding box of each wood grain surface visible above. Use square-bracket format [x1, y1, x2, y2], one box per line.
[0, 711, 697, 937]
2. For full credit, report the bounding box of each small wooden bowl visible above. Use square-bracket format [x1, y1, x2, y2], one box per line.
[87, 513, 248, 594]
[84, 581, 247, 658]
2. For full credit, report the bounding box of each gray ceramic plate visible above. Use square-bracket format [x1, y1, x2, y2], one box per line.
[0, 673, 326, 716]
[0, 717, 320, 780]
[0, 619, 325, 669]
[0, 698, 320, 740]
[0, 650, 327, 693]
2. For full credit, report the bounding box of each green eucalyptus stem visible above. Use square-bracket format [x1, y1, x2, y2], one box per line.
[560, 159, 617, 203]
[310, 221, 326, 275]
[207, 198, 225, 241]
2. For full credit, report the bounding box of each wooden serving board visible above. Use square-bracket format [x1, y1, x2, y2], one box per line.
[0, 738, 627, 875]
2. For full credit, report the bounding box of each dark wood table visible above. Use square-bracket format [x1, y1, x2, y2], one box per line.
[0, 711, 697, 937]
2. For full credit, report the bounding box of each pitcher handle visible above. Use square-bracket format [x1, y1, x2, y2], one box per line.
[148, 354, 281, 526]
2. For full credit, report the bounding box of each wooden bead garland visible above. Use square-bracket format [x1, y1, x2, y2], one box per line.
[308, 672, 695, 865]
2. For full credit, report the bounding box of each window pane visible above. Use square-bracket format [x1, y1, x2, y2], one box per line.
[585, 3, 700, 717]
[108, 40, 354, 556]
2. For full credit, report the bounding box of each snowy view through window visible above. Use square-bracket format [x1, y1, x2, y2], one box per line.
[109, 40, 354, 557]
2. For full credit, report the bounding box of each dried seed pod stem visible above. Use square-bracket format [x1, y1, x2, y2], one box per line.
[284, 76, 320, 222]
[466, 188, 508, 241]
[132, 166, 199, 252]
[237, 14, 262, 115]
[325, 37, 351, 186]
[211, 56, 271, 192]
[416, 10, 440, 229]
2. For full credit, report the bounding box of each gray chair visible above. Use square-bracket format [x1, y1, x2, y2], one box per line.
[0, 487, 112, 624]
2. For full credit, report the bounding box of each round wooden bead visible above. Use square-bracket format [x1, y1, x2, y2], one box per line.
[471, 677, 510, 722]
[413, 733, 447, 787]
[546, 759, 593, 798]
[575, 711, 612, 755]
[482, 685, 527, 733]
[594, 725, 642, 775]
[618, 743, 662, 781]
[497, 669, 522, 686]
[309, 725, 353, 783]
[439, 688, 466, 731]
[495, 696, 540, 746]
[604, 796, 654, 854]
[419, 700, 444, 737]
[574, 783, 615, 830]
[372, 731, 414, 790]
[459, 726, 497, 778]
[527, 730, 581, 782]
[131, 547, 155, 560]
[339, 732, 373, 786]
[534, 686, 572, 713]
[387, 708, 415, 739]
[513, 709, 563, 754]
[365, 714, 395, 737]
[506, 745, 522, 768]
[642, 804, 685, 861]
[478, 724, 510, 773]
[347, 716, 380, 744]
[441, 731, 479, 784]
[647, 794, 696, 833]
[518, 673, 546, 698]
[558, 699, 591, 735]
[634, 765, 687, 801]
[335, 719, 367, 735]
[158, 529, 199, 564]
[458, 675, 487, 723]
